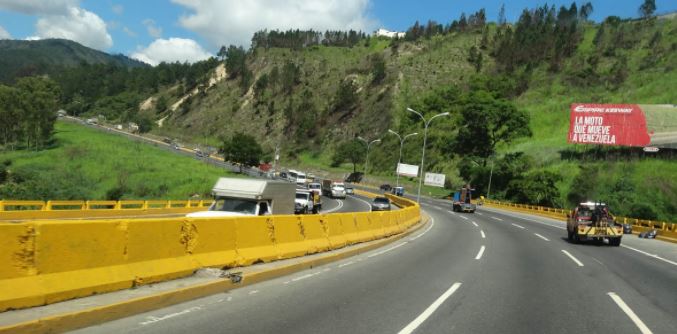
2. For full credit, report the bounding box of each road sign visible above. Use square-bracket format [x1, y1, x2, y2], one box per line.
[424, 172, 445, 188]
[643, 146, 659, 152]
[397, 163, 419, 177]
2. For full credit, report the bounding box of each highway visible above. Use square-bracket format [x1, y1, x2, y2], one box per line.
[74, 197, 677, 334]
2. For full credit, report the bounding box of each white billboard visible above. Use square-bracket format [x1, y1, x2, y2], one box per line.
[424, 172, 446, 188]
[397, 163, 419, 177]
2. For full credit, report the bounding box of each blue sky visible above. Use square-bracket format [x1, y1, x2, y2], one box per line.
[0, 0, 675, 65]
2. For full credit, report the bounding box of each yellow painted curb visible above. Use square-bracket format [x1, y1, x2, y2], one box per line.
[0, 213, 430, 334]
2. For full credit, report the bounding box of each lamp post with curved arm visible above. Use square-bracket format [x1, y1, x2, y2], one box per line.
[407, 108, 450, 203]
[388, 129, 418, 188]
[357, 137, 381, 182]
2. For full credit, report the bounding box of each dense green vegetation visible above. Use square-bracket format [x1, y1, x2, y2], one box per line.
[0, 122, 229, 200]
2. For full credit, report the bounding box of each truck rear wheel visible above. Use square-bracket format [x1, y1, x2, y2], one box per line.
[609, 238, 621, 246]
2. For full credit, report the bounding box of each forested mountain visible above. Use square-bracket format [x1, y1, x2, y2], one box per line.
[0, 39, 147, 83]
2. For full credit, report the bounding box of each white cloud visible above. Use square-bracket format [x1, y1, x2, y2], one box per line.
[0, 0, 113, 50]
[35, 6, 113, 50]
[0, 25, 11, 39]
[142, 19, 163, 38]
[171, 0, 376, 48]
[131, 38, 212, 66]
[0, 0, 77, 15]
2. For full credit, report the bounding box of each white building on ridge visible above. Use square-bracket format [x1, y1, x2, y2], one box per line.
[374, 28, 405, 39]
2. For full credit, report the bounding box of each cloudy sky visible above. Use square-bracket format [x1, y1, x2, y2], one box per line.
[0, 0, 675, 66]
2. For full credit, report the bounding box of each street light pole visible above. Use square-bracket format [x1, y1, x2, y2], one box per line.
[487, 157, 494, 199]
[407, 107, 450, 203]
[357, 137, 381, 183]
[388, 129, 418, 188]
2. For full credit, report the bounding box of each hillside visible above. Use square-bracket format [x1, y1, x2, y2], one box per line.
[138, 15, 676, 221]
[0, 39, 147, 83]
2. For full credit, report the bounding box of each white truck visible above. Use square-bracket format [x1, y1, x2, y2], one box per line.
[187, 177, 295, 218]
[294, 190, 314, 214]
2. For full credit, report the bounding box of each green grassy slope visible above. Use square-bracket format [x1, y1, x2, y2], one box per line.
[0, 122, 229, 200]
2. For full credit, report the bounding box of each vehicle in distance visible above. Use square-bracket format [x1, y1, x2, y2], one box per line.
[452, 185, 476, 213]
[331, 182, 347, 199]
[186, 177, 295, 218]
[345, 185, 354, 195]
[307, 182, 322, 211]
[566, 202, 623, 246]
[371, 197, 391, 211]
[392, 186, 404, 196]
[294, 190, 314, 214]
[380, 184, 392, 192]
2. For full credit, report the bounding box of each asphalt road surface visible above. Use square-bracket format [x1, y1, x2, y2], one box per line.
[74, 197, 677, 334]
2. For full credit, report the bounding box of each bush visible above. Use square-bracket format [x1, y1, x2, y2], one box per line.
[628, 202, 658, 220]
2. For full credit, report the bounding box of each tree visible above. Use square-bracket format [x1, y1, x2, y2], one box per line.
[498, 3, 506, 26]
[370, 53, 387, 84]
[155, 95, 168, 114]
[225, 45, 247, 78]
[456, 90, 531, 160]
[281, 60, 301, 95]
[217, 45, 227, 60]
[333, 79, 358, 112]
[222, 133, 263, 172]
[505, 170, 561, 207]
[639, 0, 656, 19]
[14, 77, 60, 150]
[331, 140, 366, 172]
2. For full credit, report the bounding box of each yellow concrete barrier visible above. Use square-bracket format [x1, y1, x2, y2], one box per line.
[0, 190, 421, 312]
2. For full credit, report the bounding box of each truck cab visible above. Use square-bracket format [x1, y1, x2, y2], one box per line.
[294, 190, 314, 214]
[452, 186, 476, 213]
[187, 178, 295, 218]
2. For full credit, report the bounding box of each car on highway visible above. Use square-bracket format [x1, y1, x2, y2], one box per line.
[345, 185, 354, 194]
[330, 183, 347, 199]
[371, 197, 391, 211]
[392, 186, 404, 196]
[622, 222, 633, 234]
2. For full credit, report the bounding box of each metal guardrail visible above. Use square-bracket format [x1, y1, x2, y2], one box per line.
[484, 199, 676, 233]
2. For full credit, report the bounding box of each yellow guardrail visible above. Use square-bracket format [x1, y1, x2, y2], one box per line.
[0, 192, 421, 312]
[483, 198, 677, 237]
[0, 200, 214, 220]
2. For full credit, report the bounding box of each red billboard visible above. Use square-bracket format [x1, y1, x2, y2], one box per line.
[568, 104, 652, 147]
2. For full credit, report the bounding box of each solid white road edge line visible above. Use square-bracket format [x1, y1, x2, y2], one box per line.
[607, 292, 653, 334]
[511, 223, 525, 229]
[410, 214, 435, 241]
[534, 233, 550, 241]
[480, 230, 486, 239]
[561, 249, 584, 267]
[397, 282, 463, 334]
[475, 245, 486, 260]
[621, 245, 677, 267]
[481, 208, 566, 230]
[367, 242, 408, 258]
